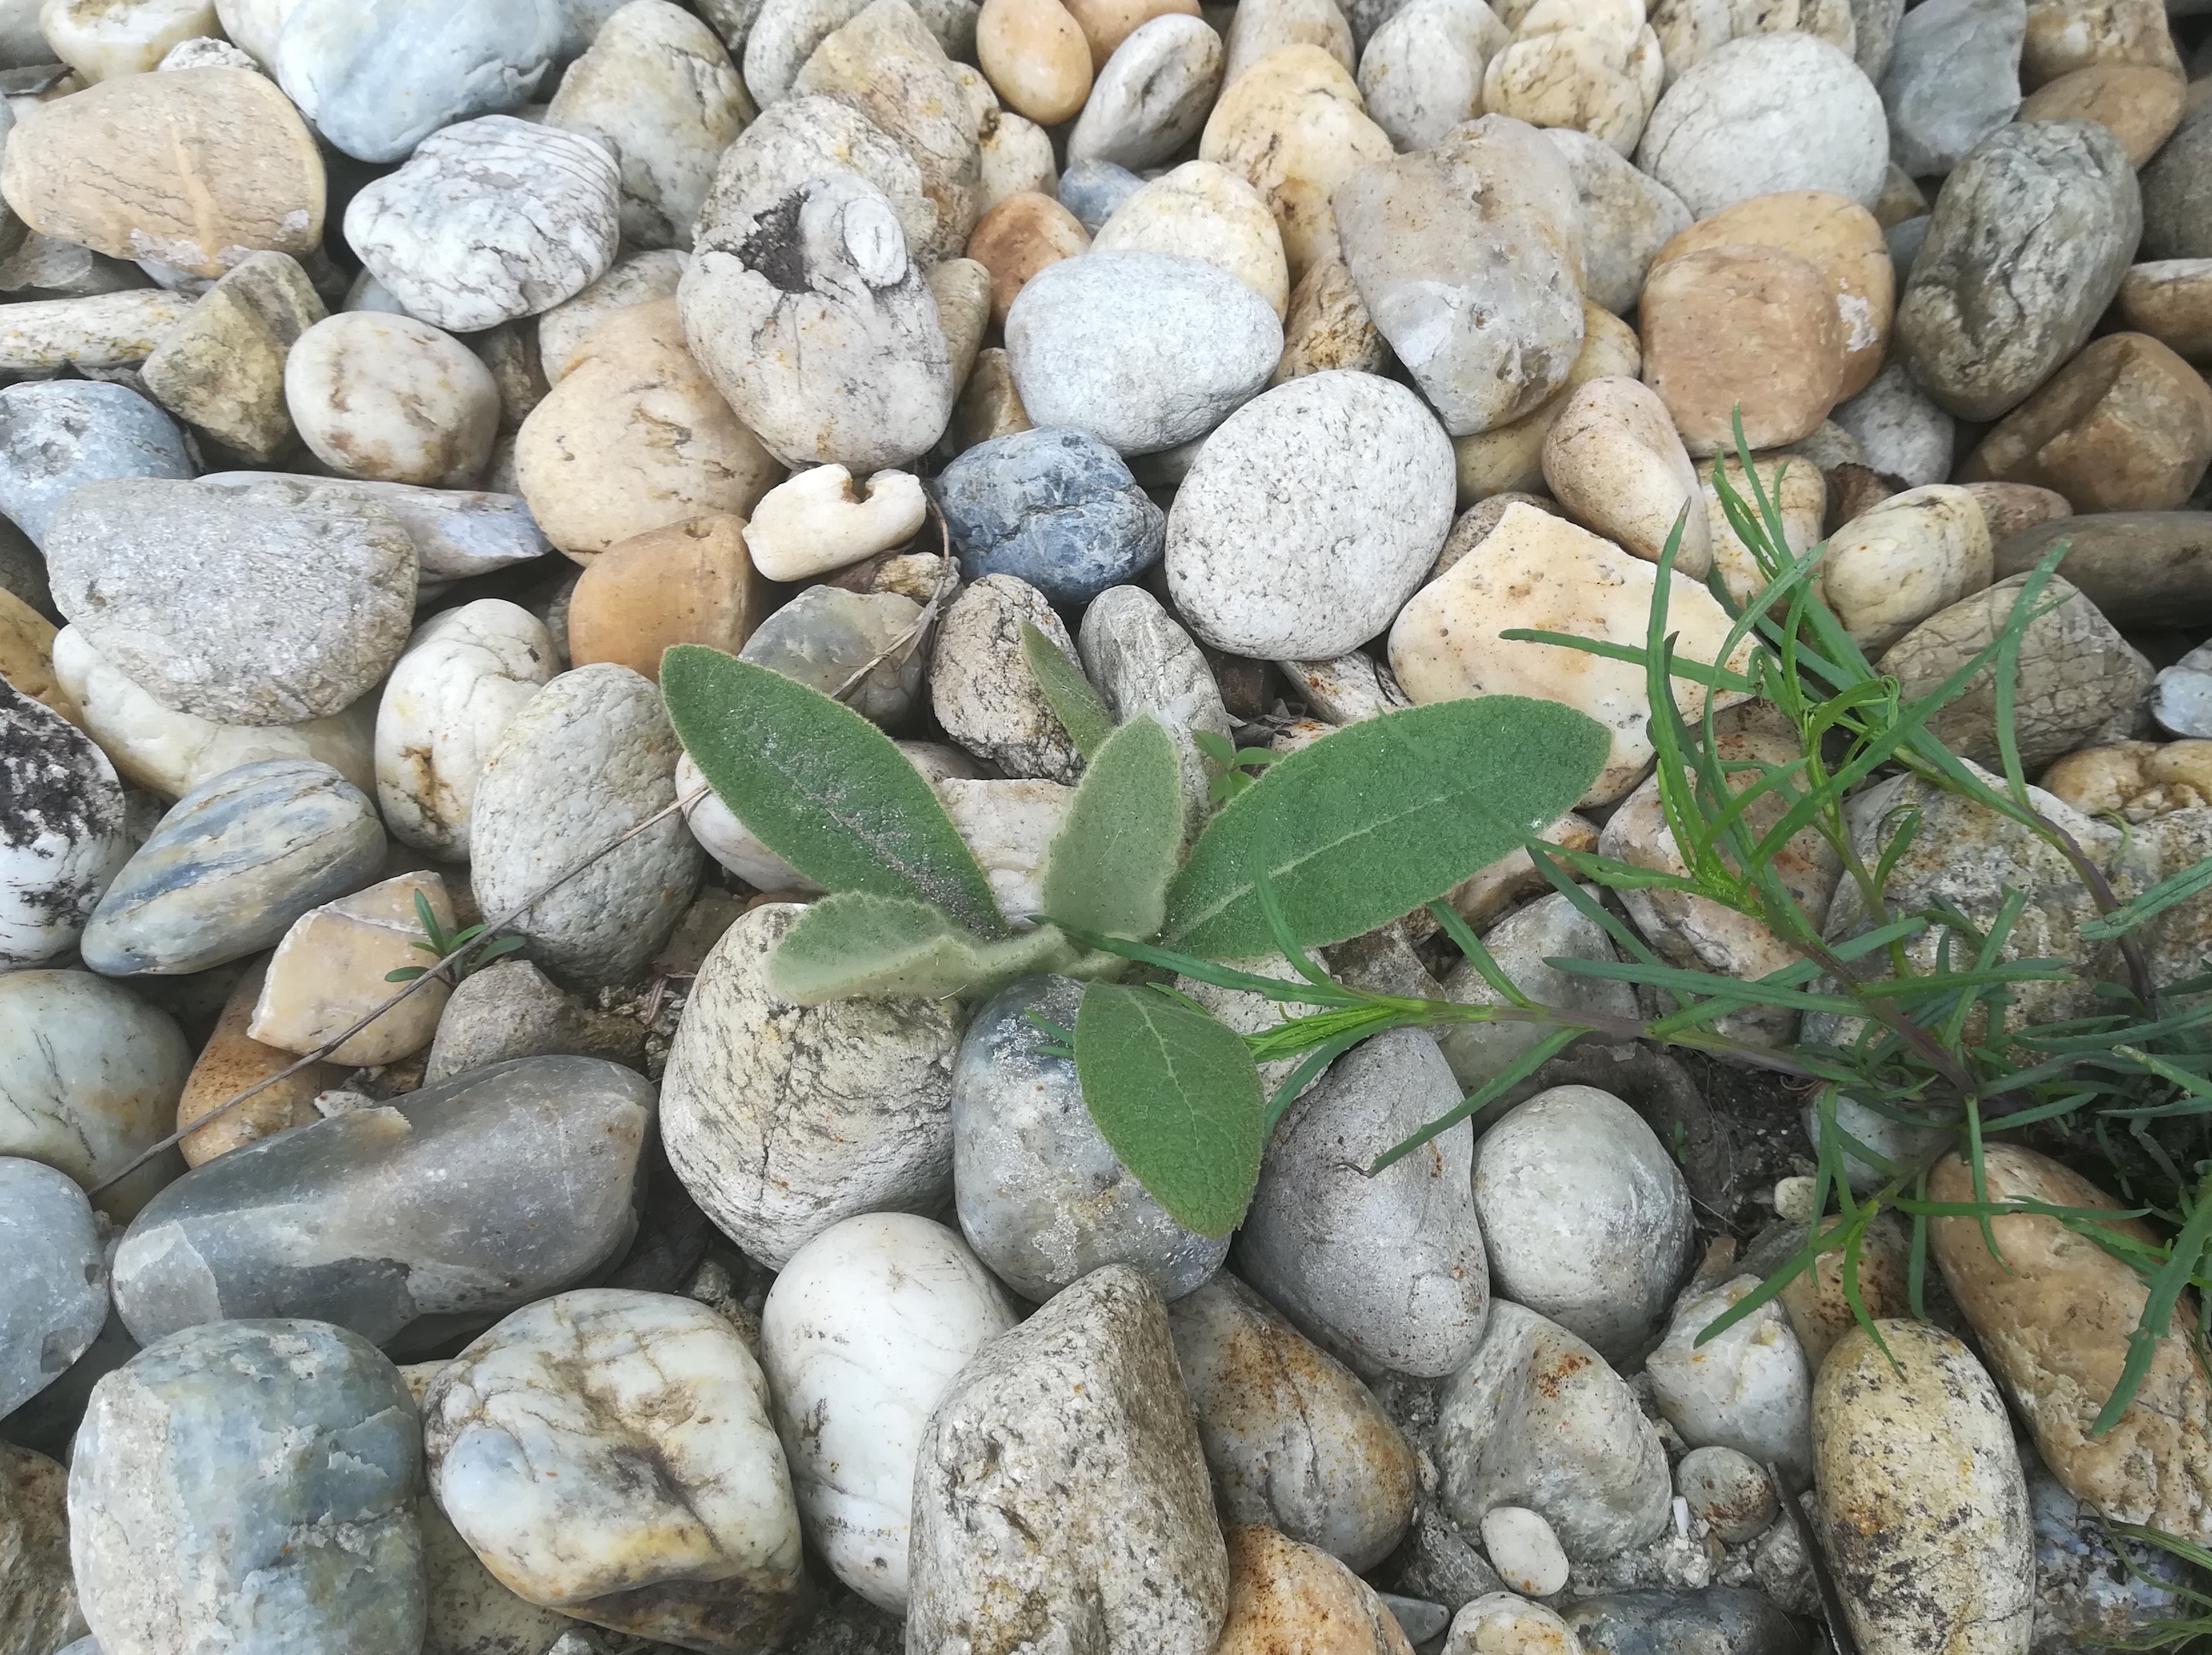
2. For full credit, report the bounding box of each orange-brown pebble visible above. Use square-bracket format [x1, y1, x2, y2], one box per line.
[566, 514, 767, 683]
[1215, 1527, 1415, 1655]
[978, 0, 1095, 124]
[177, 957, 328, 1167]
[967, 191, 1092, 327]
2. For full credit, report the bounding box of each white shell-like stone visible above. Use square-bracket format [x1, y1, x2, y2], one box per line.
[1479, 1507, 1570, 1598]
[758, 1214, 1016, 1611]
[742, 464, 928, 581]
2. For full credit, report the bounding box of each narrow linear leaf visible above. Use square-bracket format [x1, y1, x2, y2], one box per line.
[1162, 696, 1612, 960]
[1020, 621, 1114, 759]
[1075, 980, 1266, 1238]
[767, 892, 1080, 1002]
[1042, 716, 1184, 940]
[661, 646, 1006, 935]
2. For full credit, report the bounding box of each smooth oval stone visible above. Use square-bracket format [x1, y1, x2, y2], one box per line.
[1004, 249, 1282, 455]
[424, 1289, 809, 1653]
[47, 478, 418, 728]
[274, 0, 563, 163]
[1559, 1588, 1804, 1655]
[0, 678, 129, 970]
[1646, 1274, 1815, 1481]
[0, 971, 188, 1220]
[469, 663, 702, 987]
[1168, 1271, 1418, 1571]
[953, 975, 1229, 1302]
[1166, 370, 1453, 660]
[1067, 12, 1224, 170]
[1879, 0, 2026, 175]
[0, 1157, 107, 1417]
[0, 382, 191, 549]
[1992, 510, 2212, 628]
[1233, 1027, 1489, 1378]
[112, 1055, 650, 1352]
[737, 585, 927, 729]
[80, 759, 384, 977]
[200, 473, 553, 581]
[68, 1319, 423, 1655]
[280, 314, 501, 489]
[759, 1214, 1017, 1611]
[933, 426, 1164, 604]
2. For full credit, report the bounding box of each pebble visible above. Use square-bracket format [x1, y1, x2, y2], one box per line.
[470, 663, 701, 985]
[2141, 102, 2212, 262]
[1068, 14, 1225, 169]
[1897, 118, 2141, 422]
[1169, 372, 1453, 659]
[70, 1319, 423, 1655]
[967, 191, 1090, 326]
[1168, 1271, 1419, 1570]
[1557, 1589, 1802, 1655]
[1996, 510, 2212, 627]
[1966, 479, 2072, 540]
[2019, 61, 2186, 164]
[934, 426, 1164, 604]
[744, 0, 983, 110]
[1635, 34, 1886, 217]
[934, 777, 1070, 920]
[1812, 1322, 2034, 1655]
[705, 92, 942, 262]
[1225, 0, 1355, 85]
[2021, 0, 2178, 85]
[681, 172, 955, 473]
[1880, 0, 2026, 175]
[1452, 305, 1641, 500]
[567, 512, 768, 680]
[1639, 244, 1845, 457]
[535, 251, 687, 378]
[1829, 359, 1955, 488]
[422, 957, 647, 1084]
[0, 678, 128, 970]
[285, 311, 500, 487]
[1675, 1447, 1777, 1545]
[1541, 376, 1710, 574]
[1645, 1276, 1814, 1480]
[2028, 1454, 2194, 1653]
[978, 0, 1093, 123]
[907, 1265, 1229, 1655]
[1058, 157, 1146, 232]
[0, 381, 193, 549]
[0, 1157, 107, 1418]
[1930, 1144, 2212, 1542]
[0, 68, 323, 277]
[0, 291, 190, 382]
[1470, 1085, 1694, 1364]
[929, 573, 1084, 780]
[928, 257, 993, 386]
[1357, 0, 1508, 153]
[1436, 1300, 1673, 1560]
[1962, 332, 2212, 513]
[140, 251, 325, 463]
[43, 0, 218, 79]
[1337, 118, 1583, 439]
[662, 904, 962, 1266]
[759, 1214, 1016, 1610]
[1236, 1029, 1491, 1378]
[2119, 260, 2212, 366]
[1545, 127, 1689, 317]
[424, 1289, 808, 1651]
[742, 583, 930, 727]
[273, 0, 559, 163]
[1820, 482, 1993, 653]
[1093, 161, 1287, 319]
[1481, 14, 1662, 159]
[249, 869, 453, 1064]
[80, 758, 383, 977]
[1078, 581, 1233, 824]
[113, 1055, 650, 1351]
[1436, 891, 1637, 1099]
[745, 465, 928, 582]
[1216, 1525, 1416, 1655]
[2042, 738, 2212, 821]
[1445, 1593, 1582, 1655]
[1481, 1508, 1570, 1599]
[0, 970, 188, 1219]
[172, 957, 326, 1165]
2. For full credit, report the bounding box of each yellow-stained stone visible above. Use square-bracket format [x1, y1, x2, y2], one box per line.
[249, 871, 455, 1066]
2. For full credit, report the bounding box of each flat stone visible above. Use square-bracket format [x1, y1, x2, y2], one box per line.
[1994, 510, 2212, 627]
[0, 290, 193, 374]
[424, 958, 646, 1085]
[1435, 1299, 1673, 1560]
[953, 975, 1229, 1301]
[209, 475, 552, 582]
[0, 1157, 107, 1418]
[1544, 125, 1690, 316]
[113, 1055, 650, 1351]
[929, 573, 1084, 781]
[662, 903, 962, 1266]
[1068, 14, 1224, 168]
[69, 1319, 422, 1655]
[1, 678, 128, 970]
[173, 956, 327, 1167]
[1880, 0, 2025, 174]
[1169, 1272, 1418, 1570]
[423, 1289, 807, 1653]
[248, 870, 453, 1066]
[140, 251, 323, 462]
[759, 1214, 1016, 1611]
[0, 381, 192, 549]
[0, 1441, 84, 1655]
[908, 1265, 1230, 1655]
[1235, 1029, 1490, 1378]
[0, 969, 190, 1219]
[1216, 1525, 1416, 1655]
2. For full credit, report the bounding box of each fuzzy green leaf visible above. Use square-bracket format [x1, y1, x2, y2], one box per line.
[1042, 716, 1184, 940]
[767, 891, 1081, 1003]
[1160, 696, 1611, 960]
[1074, 981, 1265, 1237]
[1020, 622, 1114, 759]
[662, 646, 1006, 935]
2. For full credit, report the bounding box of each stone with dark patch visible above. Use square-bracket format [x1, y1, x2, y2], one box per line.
[0, 677, 127, 969]
[933, 426, 1165, 604]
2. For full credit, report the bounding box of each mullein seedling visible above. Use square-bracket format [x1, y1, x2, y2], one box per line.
[386, 890, 528, 983]
[1192, 729, 1278, 804]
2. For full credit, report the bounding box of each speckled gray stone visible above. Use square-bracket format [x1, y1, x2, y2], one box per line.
[46, 478, 419, 728]
[79, 759, 384, 977]
[1878, 0, 2024, 176]
[67, 1318, 424, 1655]
[2028, 1453, 2190, 1653]
[1165, 371, 1454, 660]
[200, 473, 552, 580]
[0, 382, 191, 550]
[469, 663, 702, 987]
[1896, 119, 2140, 421]
[739, 585, 930, 729]
[111, 1056, 650, 1352]
[933, 426, 1165, 604]
[1233, 1028, 1489, 1379]
[907, 1266, 1229, 1655]
[951, 977, 1229, 1304]
[1077, 582, 1233, 830]
[929, 573, 1084, 782]
[1067, 14, 1225, 170]
[0, 679, 128, 970]
[2140, 101, 2212, 263]
[274, 0, 562, 163]
[662, 904, 964, 1269]
[1004, 250, 1283, 456]
[0, 1157, 107, 1418]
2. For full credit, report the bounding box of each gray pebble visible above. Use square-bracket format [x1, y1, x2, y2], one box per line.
[741, 585, 930, 728]
[1828, 358, 1955, 488]
[1057, 158, 1146, 234]
[703, 94, 940, 262]
[1559, 1588, 1803, 1655]
[0, 1156, 107, 1417]
[0, 382, 191, 550]
[1676, 1445, 1778, 1544]
[2141, 101, 2212, 262]
[2155, 641, 2212, 737]
[1077, 582, 1233, 831]
[1545, 126, 1692, 318]
[1067, 14, 1225, 171]
[743, 0, 979, 108]
[199, 472, 552, 580]
[1878, 0, 2024, 176]
[929, 573, 1083, 782]
[424, 959, 645, 1084]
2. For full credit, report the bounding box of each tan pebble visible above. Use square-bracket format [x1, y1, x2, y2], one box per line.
[1223, 0, 1354, 88]
[1482, 26, 1653, 155]
[142, 250, 326, 463]
[1651, 191, 1891, 398]
[1444, 1592, 1582, 1655]
[1062, 0, 1202, 65]
[926, 257, 993, 390]
[2117, 259, 2212, 366]
[1776, 1210, 1909, 1373]
[978, 0, 1095, 124]
[1641, 243, 1845, 458]
[979, 110, 1060, 212]
[1215, 1526, 1414, 1655]
[566, 515, 767, 683]
[2022, 0, 2180, 89]
[536, 249, 689, 383]
[1453, 304, 1640, 505]
[0, 290, 193, 374]
[1961, 479, 2073, 539]
[0, 586, 80, 725]
[1821, 483, 1993, 653]
[1094, 159, 1288, 317]
[2019, 61, 2187, 164]
[1542, 373, 1710, 574]
[966, 191, 1090, 328]
[2038, 737, 2212, 819]
[951, 346, 1033, 451]
[1961, 332, 2212, 513]
[285, 311, 500, 488]
[176, 957, 327, 1166]
[41, 0, 219, 81]
[1272, 255, 1385, 383]
[250, 872, 455, 1067]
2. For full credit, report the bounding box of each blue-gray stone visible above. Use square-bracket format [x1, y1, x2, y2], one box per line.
[952, 975, 1227, 1303]
[273, 0, 563, 163]
[1, 1299, 139, 1462]
[0, 1157, 107, 1418]
[1058, 159, 1146, 234]
[1878, 0, 2024, 176]
[1886, 215, 1929, 284]
[739, 585, 928, 728]
[200, 473, 553, 580]
[1559, 1589, 1804, 1655]
[79, 759, 385, 977]
[0, 383, 191, 549]
[933, 427, 1165, 605]
[67, 1318, 424, 1655]
[2029, 1455, 2187, 1652]
[111, 1057, 652, 1354]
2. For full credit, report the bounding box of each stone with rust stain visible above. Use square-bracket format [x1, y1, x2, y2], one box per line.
[175, 956, 328, 1167]
[1216, 1525, 1414, 1655]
